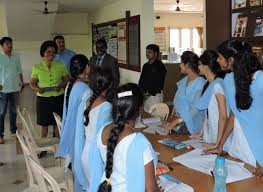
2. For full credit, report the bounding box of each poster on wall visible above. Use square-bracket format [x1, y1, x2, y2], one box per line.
[117, 21, 127, 64]
[234, 0, 247, 9]
[154, 27, 166, 51]
[233, 15, 248, 37]
[107, 38, 118, 59]
[254, 17, 263, 36]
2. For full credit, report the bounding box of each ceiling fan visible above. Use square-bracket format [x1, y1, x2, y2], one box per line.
[175, 0, 181, 11]
[33, 1, 62, 15]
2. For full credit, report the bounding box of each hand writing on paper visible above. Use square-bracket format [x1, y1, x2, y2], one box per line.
[163, 123, 174, 135]
[202, 143, 217, 150]
[190, 132, 202, 140]
[254, 162, 263, 179]
[203, 144, 223, 155]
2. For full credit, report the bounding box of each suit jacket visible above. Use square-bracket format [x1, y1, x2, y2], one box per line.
[90, 53, 120, 102]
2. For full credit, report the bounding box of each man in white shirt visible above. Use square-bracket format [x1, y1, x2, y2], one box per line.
[0, 37, 24, 144]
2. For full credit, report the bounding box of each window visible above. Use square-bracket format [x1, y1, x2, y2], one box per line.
[169, 27, 203, 56]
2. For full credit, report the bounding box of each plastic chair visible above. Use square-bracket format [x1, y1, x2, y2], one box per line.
[22, 185, 40, 192]
[53, 112, 62, 137]
[17, 107, 59, 154]
[17, 130, 73, 192]
[28, 155, 62, 192]
[149, 103, 170, 121]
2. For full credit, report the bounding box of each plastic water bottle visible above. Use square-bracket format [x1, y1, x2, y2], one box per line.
[213, 157, 227, 192]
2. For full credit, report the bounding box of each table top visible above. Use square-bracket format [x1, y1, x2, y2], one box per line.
[142, 131, 263, 192]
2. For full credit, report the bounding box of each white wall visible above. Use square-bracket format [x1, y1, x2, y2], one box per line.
[12, 13, 93, 83]
[154, 12, 204, 51]
[0, 2, 8, 36]
[91, 0, 154, 84]
[13, 41, 41, 83]
[14, 37, 91, 83]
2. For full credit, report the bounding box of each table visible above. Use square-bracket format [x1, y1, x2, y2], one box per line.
[142, 131, 263, 192]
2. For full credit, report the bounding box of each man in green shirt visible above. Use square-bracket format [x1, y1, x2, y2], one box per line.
[0, 37, 24, 144]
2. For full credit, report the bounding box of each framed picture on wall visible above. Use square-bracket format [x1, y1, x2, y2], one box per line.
[234, 0, 247, 9]
[249, 0, 262, 6]
[254, 17, 263, 36]
[233, 15, 248, 37]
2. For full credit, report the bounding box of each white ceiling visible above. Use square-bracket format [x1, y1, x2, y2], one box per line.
[154, 0, 203, 13]
[1, 0, 204, 41]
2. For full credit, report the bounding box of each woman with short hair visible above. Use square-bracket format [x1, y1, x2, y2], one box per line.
[30, 40, 69, 139]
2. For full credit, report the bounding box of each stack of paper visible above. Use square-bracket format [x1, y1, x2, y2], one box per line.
[173, 149, 253, 183]
[158, 174, 194, 192]
[143, 125, 167, 135]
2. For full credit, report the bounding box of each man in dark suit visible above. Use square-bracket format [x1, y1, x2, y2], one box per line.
[90, 39, 120, 102]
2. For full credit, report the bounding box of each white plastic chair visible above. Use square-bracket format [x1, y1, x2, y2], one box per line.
[149, 103, 170, 121]
[53, 112, 62, 137]
[17, 107, 59, 154]
[17, 130, 73, 192]
[22, 185, 40, 192]
[28, 155, 62, 192]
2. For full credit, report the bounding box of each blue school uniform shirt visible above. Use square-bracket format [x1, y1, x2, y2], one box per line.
[224, 71, 263, 166]
[193, 78, 231, 150]
[173, 76, 206, 134]
[57, 81, 91, 159]
[54, 48, 76, 73]
[83, 102, 113, 192]
[73, 87, 93, 191]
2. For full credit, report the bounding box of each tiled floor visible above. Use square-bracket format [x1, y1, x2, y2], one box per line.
[0, 87, 56, 192]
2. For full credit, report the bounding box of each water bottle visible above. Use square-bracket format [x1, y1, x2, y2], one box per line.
[213, 157, 227, 192]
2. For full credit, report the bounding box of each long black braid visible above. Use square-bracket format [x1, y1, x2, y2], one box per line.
[233, 43, 262, 110]
[84, 67, 113, 126]
[98, 83, 144, 192]
[65, 54, 89, 112]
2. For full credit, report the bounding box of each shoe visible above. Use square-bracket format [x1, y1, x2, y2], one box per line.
[0, 162, 4, 166]
[0, 137, 4, 144]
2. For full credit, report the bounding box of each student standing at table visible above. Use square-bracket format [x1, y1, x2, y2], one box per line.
[191, 50, 231, 149]
[81, 67, 117, 192]
[90, 38, 120, 102]
[54, 35, 76, 74]
[206, 40, 263, 178]
[139, 44, 167, 113]
[165, 51, 206, 134]
[0, 37, 24, 144]
[98, 83, 158, 192]
[56, 54, 91, 191]
[30, 40, 69, 139]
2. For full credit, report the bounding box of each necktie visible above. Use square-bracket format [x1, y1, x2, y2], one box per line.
[97, 57, 101, 65]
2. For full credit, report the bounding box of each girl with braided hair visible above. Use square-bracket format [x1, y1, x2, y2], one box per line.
[81, 67, 116, 191]
[205, 40, 263, 178]
[97, 83, 158, 192]
[56, 54, 92, 191]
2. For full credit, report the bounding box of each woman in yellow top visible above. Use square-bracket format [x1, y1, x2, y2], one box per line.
[30, 40, 69, 139]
